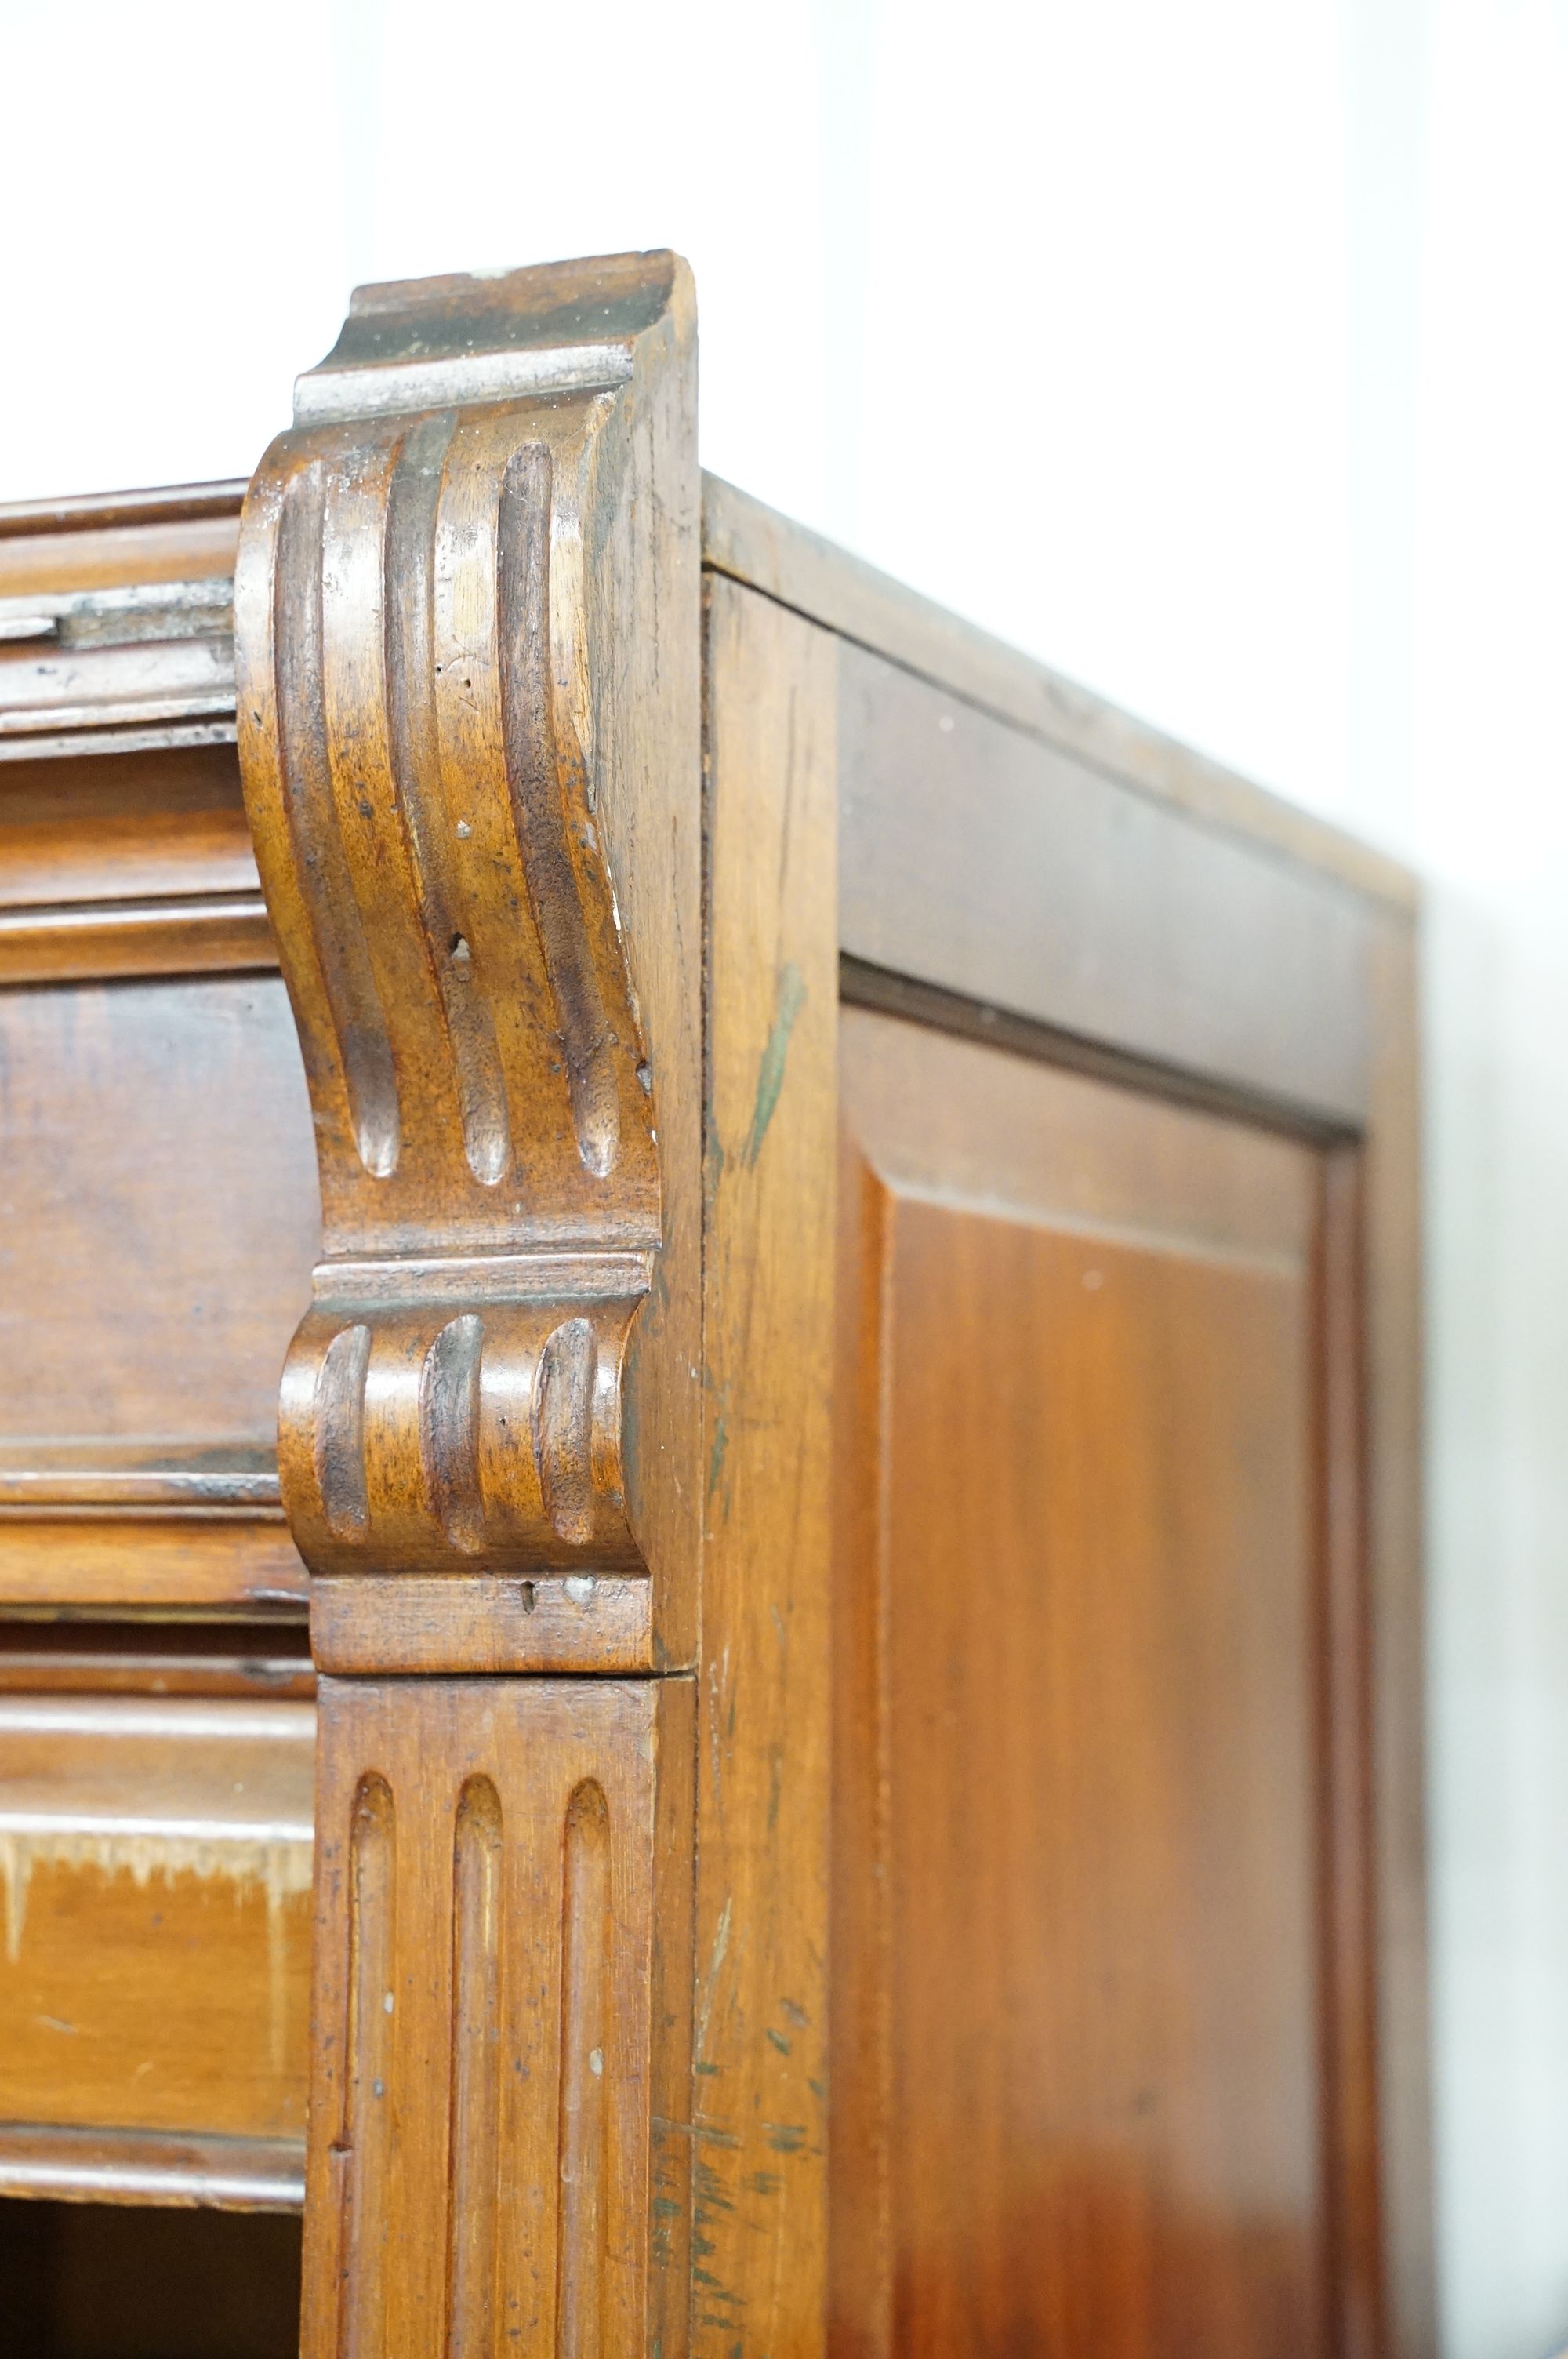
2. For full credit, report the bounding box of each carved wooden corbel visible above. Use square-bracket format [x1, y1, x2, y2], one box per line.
[236, 250, 700, 1672]
[236, 253, 699, 2355]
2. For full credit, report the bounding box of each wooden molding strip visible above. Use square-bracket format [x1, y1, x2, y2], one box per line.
[0, 1445, 306, 1612]
[0, 2122, 305, 2210]
[0, 1441, 282, 1511]
[0, 890, 275, 983]
[0, 482, 249, 540]
[0, 717, 239, 764]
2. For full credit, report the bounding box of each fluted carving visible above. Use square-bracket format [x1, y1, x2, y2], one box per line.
[278, 1277, 644, 1576]
[304, 1677, 692, 2359]
[235, 253, 700, 1645]
[245, 256, 702, 2358]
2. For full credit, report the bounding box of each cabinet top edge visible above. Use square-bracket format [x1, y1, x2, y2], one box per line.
[0, 470, 1417, 917]
[702, 474, 1417, 918]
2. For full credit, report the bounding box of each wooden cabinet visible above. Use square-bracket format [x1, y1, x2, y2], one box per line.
[0, 253, 1429, 2357]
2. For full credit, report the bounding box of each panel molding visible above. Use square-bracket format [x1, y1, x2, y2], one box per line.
[0, 2122, 304, 2210]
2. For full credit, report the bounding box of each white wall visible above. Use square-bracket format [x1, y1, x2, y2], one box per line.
[5, 3, 1568, 2349]
[1412, 9, 1568, 2354]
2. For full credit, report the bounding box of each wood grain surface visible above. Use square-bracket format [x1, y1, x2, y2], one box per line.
[832, 1008, 1383, 2359]
[0, 259, 1429, 2359]
[302, 1676, 691, 2359]
[695, 575, 838, 2355]
[0, 1695, 313, 2144]
[230, 256, 706, 2358]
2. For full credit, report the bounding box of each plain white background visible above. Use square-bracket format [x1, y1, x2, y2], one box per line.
[4, 3, 1567, 2351]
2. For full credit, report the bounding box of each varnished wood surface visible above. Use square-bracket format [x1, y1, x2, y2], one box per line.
[302, 1675, 691, 2358]
[0, 1695, 312, 2144]
[833, 1007, 1374, 2359]
[0, 256, 1427, 2356]
[694, 576, 838, 2354]
[838, 640, 1375, 1128]
[701, 474, 1415, 914]
[0, 972, 318, 1612]
[0, 979, 318, 1439]
[0, 481, 248, 545]
[226, 256, 708, 2357]
[0, 470, 1410, 911]
[235, 253, 702, 1663]
[0, 745, 256, 908]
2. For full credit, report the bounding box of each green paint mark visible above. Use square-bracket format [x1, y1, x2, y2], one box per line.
[779, 1998, 809, 2029]
[694, 2059, 720, 2077]
[743, 963, 807, 1167]
[766, 2027, 792, 2055]
[707, 1413, 730, 1506]
[705, 1123, 727, 1198]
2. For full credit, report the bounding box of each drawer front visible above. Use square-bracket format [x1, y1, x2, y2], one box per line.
[0, 1695, 312, 2143]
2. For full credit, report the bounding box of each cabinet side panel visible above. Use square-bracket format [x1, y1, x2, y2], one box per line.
[834, 1009, 1339, 2359]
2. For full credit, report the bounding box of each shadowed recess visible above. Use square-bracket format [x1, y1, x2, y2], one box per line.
[419, 1313, 485, 1553]
[384, 412, 511, 1187]
[535, 1318, 597, 1547]
[315, 1323, 372, 1543]
[274, 460, 401, 1179]
[557, 1779, 610, 2359]
[447, 1777, 503, 2359]
[496, 441, 622, 1181]
[339, 1774, 394, 2359]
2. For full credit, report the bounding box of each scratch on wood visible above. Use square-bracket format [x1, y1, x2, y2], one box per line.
[694, 1894, 733, 2066]
[742, 962, 806, 1168]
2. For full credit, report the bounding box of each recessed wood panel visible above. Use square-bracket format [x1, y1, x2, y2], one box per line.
[0, 976, 318, 1443]
[833, 1007, 1348, 2359]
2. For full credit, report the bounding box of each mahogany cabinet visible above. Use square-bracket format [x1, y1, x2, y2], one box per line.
[0, 253, 1430, 2357]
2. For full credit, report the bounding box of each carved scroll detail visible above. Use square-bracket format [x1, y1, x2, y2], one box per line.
[278, 1277, 644, 1576]
[235, 253, 699, 1619]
